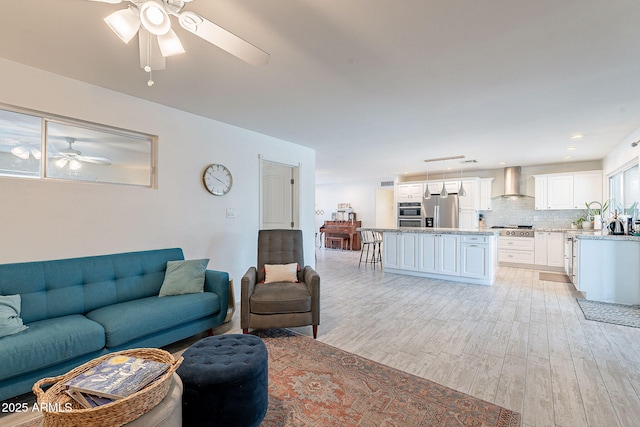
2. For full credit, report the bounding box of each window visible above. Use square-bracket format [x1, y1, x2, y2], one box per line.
[609, 163, 639, 217]
[0, 105, 156, 187]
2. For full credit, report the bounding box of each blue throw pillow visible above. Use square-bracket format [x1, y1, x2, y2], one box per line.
[158, 259, 209, 297]
[0, 294, 28, 338]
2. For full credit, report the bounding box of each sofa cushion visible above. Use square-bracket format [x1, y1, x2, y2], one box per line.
[159, 259, 208, 297]
[0, 295, 28, 338]
[86, 293, 220, 348]
[250, 282, 311, 314]
[0, 315, 105, 381]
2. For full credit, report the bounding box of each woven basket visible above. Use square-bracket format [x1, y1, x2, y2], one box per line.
[33, 348, 183, 427]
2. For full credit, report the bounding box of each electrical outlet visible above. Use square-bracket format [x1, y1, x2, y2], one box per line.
[554, 216, 559, 221]
[533, 216, 539, 221]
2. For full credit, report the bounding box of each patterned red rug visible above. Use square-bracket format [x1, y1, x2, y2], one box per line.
[257, 329, 521, 426]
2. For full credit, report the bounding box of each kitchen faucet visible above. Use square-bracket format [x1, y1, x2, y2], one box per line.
[587, 201, 606, 229]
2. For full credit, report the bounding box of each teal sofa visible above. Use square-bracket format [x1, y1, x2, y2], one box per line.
[0, 248, 229, 401]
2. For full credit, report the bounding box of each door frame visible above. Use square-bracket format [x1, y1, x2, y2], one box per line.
[259, 154, 300, 229]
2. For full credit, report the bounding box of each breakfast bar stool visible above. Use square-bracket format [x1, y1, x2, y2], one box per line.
[359, 230, 382, 267]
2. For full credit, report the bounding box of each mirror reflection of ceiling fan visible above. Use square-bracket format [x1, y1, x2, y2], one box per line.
[89, 0, 270, 85]
[49, 138, 113, 170]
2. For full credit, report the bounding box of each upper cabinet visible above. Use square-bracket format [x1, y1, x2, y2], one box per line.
[397, 183, 424, 202]
[479, 178, 494, 211]
[533, 171, 602, 210]
[459, 178, 480, 210]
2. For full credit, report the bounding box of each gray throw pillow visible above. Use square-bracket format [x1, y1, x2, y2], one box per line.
[0, 294, 28, 338]
[159, 259, 209, 297]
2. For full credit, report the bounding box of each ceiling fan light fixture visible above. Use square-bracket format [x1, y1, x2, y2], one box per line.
[104, 7, 140, 43]
[10, 146, 30, 160]
[140, 1, 171, 36]
[158, 29, 185, 57]
[69, 159, 82, 171]
[55, 158, 68, 169]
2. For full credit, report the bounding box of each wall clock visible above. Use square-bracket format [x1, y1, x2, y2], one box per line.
[202, 163, 233, 195]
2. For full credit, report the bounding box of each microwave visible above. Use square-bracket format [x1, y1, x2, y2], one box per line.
[398, 202, 422, 218]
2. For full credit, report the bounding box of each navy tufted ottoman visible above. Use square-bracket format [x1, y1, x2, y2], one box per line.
[176, 334, 268, 427]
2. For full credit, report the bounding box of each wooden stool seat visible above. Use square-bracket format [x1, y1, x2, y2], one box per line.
[325, 236, 347, 250]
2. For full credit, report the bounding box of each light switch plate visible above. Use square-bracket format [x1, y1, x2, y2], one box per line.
[226, 208, 236, 219]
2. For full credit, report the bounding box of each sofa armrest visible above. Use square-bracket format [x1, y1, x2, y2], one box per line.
[204, 270, 230, 315]
[241, 267, 258, 329]
[302, 266, 320, 325]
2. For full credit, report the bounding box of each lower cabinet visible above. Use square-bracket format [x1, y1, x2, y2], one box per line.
[534, 232, 565, 268]
[382, 232, 496, 284]
[461, 241, 490, 279]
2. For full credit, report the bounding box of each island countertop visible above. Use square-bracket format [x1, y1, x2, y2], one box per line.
[358, 227, 501, 236]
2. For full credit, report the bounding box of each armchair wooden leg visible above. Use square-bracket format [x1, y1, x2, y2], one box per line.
[243, 328, 249, 334]
[313, 325, 318, 339]
[206, 328, 214, 336]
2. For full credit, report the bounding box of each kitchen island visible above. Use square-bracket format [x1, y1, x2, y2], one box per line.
[360, 227, 500, 285]
[569, 230, 640, 304]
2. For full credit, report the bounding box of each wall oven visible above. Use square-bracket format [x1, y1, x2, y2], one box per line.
[398, 202, 424, 228]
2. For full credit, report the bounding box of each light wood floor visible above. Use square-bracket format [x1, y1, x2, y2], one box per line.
[309, 249, 640, 427]
[3, 248, 640, 426]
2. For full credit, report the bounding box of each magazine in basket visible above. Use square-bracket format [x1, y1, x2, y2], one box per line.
[64, 355, 169, 400]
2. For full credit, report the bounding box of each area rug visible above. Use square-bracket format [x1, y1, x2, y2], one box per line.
[576, 298, 640, 328]
[13, 329, 521, 427]
[257, 329, 520, 426]
[539, 272, 571, 283]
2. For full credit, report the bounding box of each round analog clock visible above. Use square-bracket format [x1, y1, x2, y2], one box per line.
[202, 163, 233, 195]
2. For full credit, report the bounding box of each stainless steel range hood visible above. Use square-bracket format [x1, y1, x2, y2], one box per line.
[503, 166, 524, 197]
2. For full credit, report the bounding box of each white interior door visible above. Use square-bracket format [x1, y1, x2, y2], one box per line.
[261, 159, 298, 229]
[375, 188, 395, 228]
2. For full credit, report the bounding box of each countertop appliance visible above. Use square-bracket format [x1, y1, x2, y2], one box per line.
[422, 194, 459, 228]
[609, 217, 625, 235]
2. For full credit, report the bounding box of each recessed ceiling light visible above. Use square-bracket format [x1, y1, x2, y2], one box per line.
[564, 156, 572, 159]
[571, 134, 584, 139]
[566, 146, 577, 151]
[499, 161, 506, 165]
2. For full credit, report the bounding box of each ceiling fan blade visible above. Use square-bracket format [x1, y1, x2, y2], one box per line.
[178, 11, 270, 66]
[139, 29, 166, 70]
[77, 155, 113, 165]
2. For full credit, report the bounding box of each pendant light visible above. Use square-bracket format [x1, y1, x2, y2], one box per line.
[423, 162, 431, 199]
[458, 165, 466, 197]
[440, 160, 448, 198]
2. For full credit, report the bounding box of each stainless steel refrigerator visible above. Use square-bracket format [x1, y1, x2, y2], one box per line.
[422, 194, 459, 228]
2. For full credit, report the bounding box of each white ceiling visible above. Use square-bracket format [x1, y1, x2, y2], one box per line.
[2, 0, 640, 184]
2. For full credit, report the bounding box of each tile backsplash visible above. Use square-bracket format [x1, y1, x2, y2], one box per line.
[480, 196, 583, 228]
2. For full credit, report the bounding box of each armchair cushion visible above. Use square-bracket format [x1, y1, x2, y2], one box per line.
[250, 282, 311, 314]
[264, 263, 299, 284]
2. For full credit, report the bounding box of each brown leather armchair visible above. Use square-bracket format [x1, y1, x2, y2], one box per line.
[241, 229, 320, 338]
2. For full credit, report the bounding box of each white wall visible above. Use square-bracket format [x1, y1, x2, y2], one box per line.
[315, 178, 384, 230]
[0, 59, 316, 300]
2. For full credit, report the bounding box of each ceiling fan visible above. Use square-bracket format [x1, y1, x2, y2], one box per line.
[49, 138, 112, 170]
[89, 0, 270, 85]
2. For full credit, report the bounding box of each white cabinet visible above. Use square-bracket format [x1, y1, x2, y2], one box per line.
[439, 234, 460, 276]
[535, 176, 547, 210]
[458, 179, 479, 210]
[418, 233, 438, 273]
[459, 210, 478, 230]
[535, 232, 565, 268]
[573, 171, 603, 209]
[399, 233, 420, 271]
[382, 231, 497, 285]
[534, 171, 602, 210]
[461, 241, 490, 279]
[547, 175, 573, 209]
[479, 178, 494, 210]
[414, 233, 460, 275]
[383, 232, 400, 268]
[498, 236, 535, 264]
[397, 183, 424, 202]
